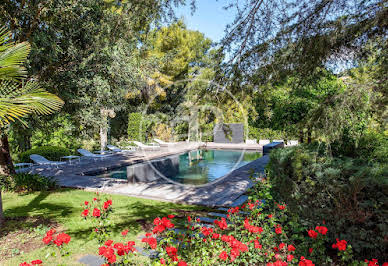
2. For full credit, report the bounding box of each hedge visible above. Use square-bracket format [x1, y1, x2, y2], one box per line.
[266, 144, 387, 261]
[19, 146, 71, 163]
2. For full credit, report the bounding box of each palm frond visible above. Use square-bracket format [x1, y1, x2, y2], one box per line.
[0, 80, 64, 127]
[0, 27, 30, 80]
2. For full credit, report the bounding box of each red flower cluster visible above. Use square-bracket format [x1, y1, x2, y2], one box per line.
[152, 216, 175, 234]
[165, 245, 178, 261]
[103, 199, 112, 210]
[275, 224, 282, 234]
[142, 235, 157, 249]
[81, 198, 112, 218]
[227, 206, 240, 215]
[219, 251, 228, 261]
[99, 240, 136, 264]
[42, 229, 71, 247]
[288, 244, 296, 252]
[244, 218, 263, 234]
[214, 217, 228, 230]
[277, 203, 286, 210]
[332, 238, 347, 251]
[54, 233, 71, 247]
[201, 226, 213, 236]
[315, 226, 328, 235]
[307, 230, 318, 239]
[298, 256, 315, 266]
[19, 260, 42, 266]
[220, 235, 248, 262]
[267, 261, 288, 266]
[365, 259, 379, 266]
[93, 208, 101, 217]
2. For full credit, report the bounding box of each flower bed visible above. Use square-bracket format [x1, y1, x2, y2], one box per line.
[19, 182, 387, 265]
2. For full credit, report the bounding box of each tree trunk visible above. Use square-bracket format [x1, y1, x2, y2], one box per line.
[0, 134, 15, 176]
[0, 133, 15, 224]
[299, 130, 304, 144]
[307, 129, 312, 144]
[0, 190, 3, 224]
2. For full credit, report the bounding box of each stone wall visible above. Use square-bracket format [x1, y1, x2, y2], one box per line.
[213, 123, 244, 143]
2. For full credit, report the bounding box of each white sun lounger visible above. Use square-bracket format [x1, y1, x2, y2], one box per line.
[132, 141, 160, 150]
[153, 138, 178, 147]
[259, 139, 270, 145]
[107, 145, 135, 153]
[30, 154, 66, 167]
[77, 149, 113, 159]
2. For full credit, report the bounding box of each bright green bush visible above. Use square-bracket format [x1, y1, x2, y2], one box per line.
[127, 112, 143, 141]
[0, 173, 57, 192]
[267, 144, 387, 261]
[248, 126, 289, 141]
[19, 146, 71, 163]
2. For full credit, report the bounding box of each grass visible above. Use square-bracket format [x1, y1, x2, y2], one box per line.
[1, 188, 207, 265]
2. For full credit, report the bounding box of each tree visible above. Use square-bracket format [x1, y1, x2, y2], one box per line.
[220, 0, 387, 83]
[0, 28, 63, 223]
[0, 0, 193, 147]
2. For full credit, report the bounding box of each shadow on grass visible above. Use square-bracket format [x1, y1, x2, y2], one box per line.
[2, 189, 75, 235]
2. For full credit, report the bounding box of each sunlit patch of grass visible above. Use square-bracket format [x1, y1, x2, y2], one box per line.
[1, 188, 205, 265]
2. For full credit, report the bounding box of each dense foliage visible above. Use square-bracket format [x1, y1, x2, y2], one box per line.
[19, 146, 71, 163]
[127, 113, 144, 142]
[267, 143, 388, 261]
[0, 173, 57, 192]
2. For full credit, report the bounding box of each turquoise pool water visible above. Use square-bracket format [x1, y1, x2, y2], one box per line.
[93, 149, 262, 185]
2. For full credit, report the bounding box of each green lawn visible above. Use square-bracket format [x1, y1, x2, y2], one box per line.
[1, 189, 206, 265]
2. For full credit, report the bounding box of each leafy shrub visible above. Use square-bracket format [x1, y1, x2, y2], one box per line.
[152, 123, 173, 142]
[248, 126, 290, 141]
[0, 173, 57, 192]
[267, 145, 388, 261]
[127, 112, 143, 141]
[19, 146, 71, 163]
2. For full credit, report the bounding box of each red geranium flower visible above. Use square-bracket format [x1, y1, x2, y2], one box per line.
[299, 256, 315, 266]
[31, 260, 42, 265]
[275, 225, 282, 234]
[254, 240, 262, 249]
[332, 238, 347, 251]
[46, 229, 56, 236]
[84, 201, 89, 205]
[308, 230, 318, 239]
[178, 261, 187, 266]
[168, 214, 175, 218]
[315, 226, 328, 235]
[287, 255, 294, 262]
[19, 262, 32, 266]
[121, 229, 129, 236]
[93, 208, 101, 217]
[160, 258, 165, 264]
[43, 235, 52, 245]
[105, 240, 114, 246]
[219, 251, 228, 261]
[288, 244, 296, 252]
[82, 209, 89, 217]
[309, 248, 313, 254]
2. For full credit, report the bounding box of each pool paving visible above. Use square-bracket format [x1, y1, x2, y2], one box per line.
[27, 142, 269, 207]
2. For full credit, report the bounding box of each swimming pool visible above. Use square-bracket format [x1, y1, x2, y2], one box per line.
[91, 149, 262, 185]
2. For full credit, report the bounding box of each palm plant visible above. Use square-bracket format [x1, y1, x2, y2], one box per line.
[0, 27, 64, 222]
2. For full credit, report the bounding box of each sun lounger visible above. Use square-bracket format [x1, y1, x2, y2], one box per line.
[132, 141, 160, 150]
[153, 138, 178, 147]
[258, 139, 270, 145]
[77, 149, 113, 160]
[107, 145, 135, 153]
[30, 154, 66, 167]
